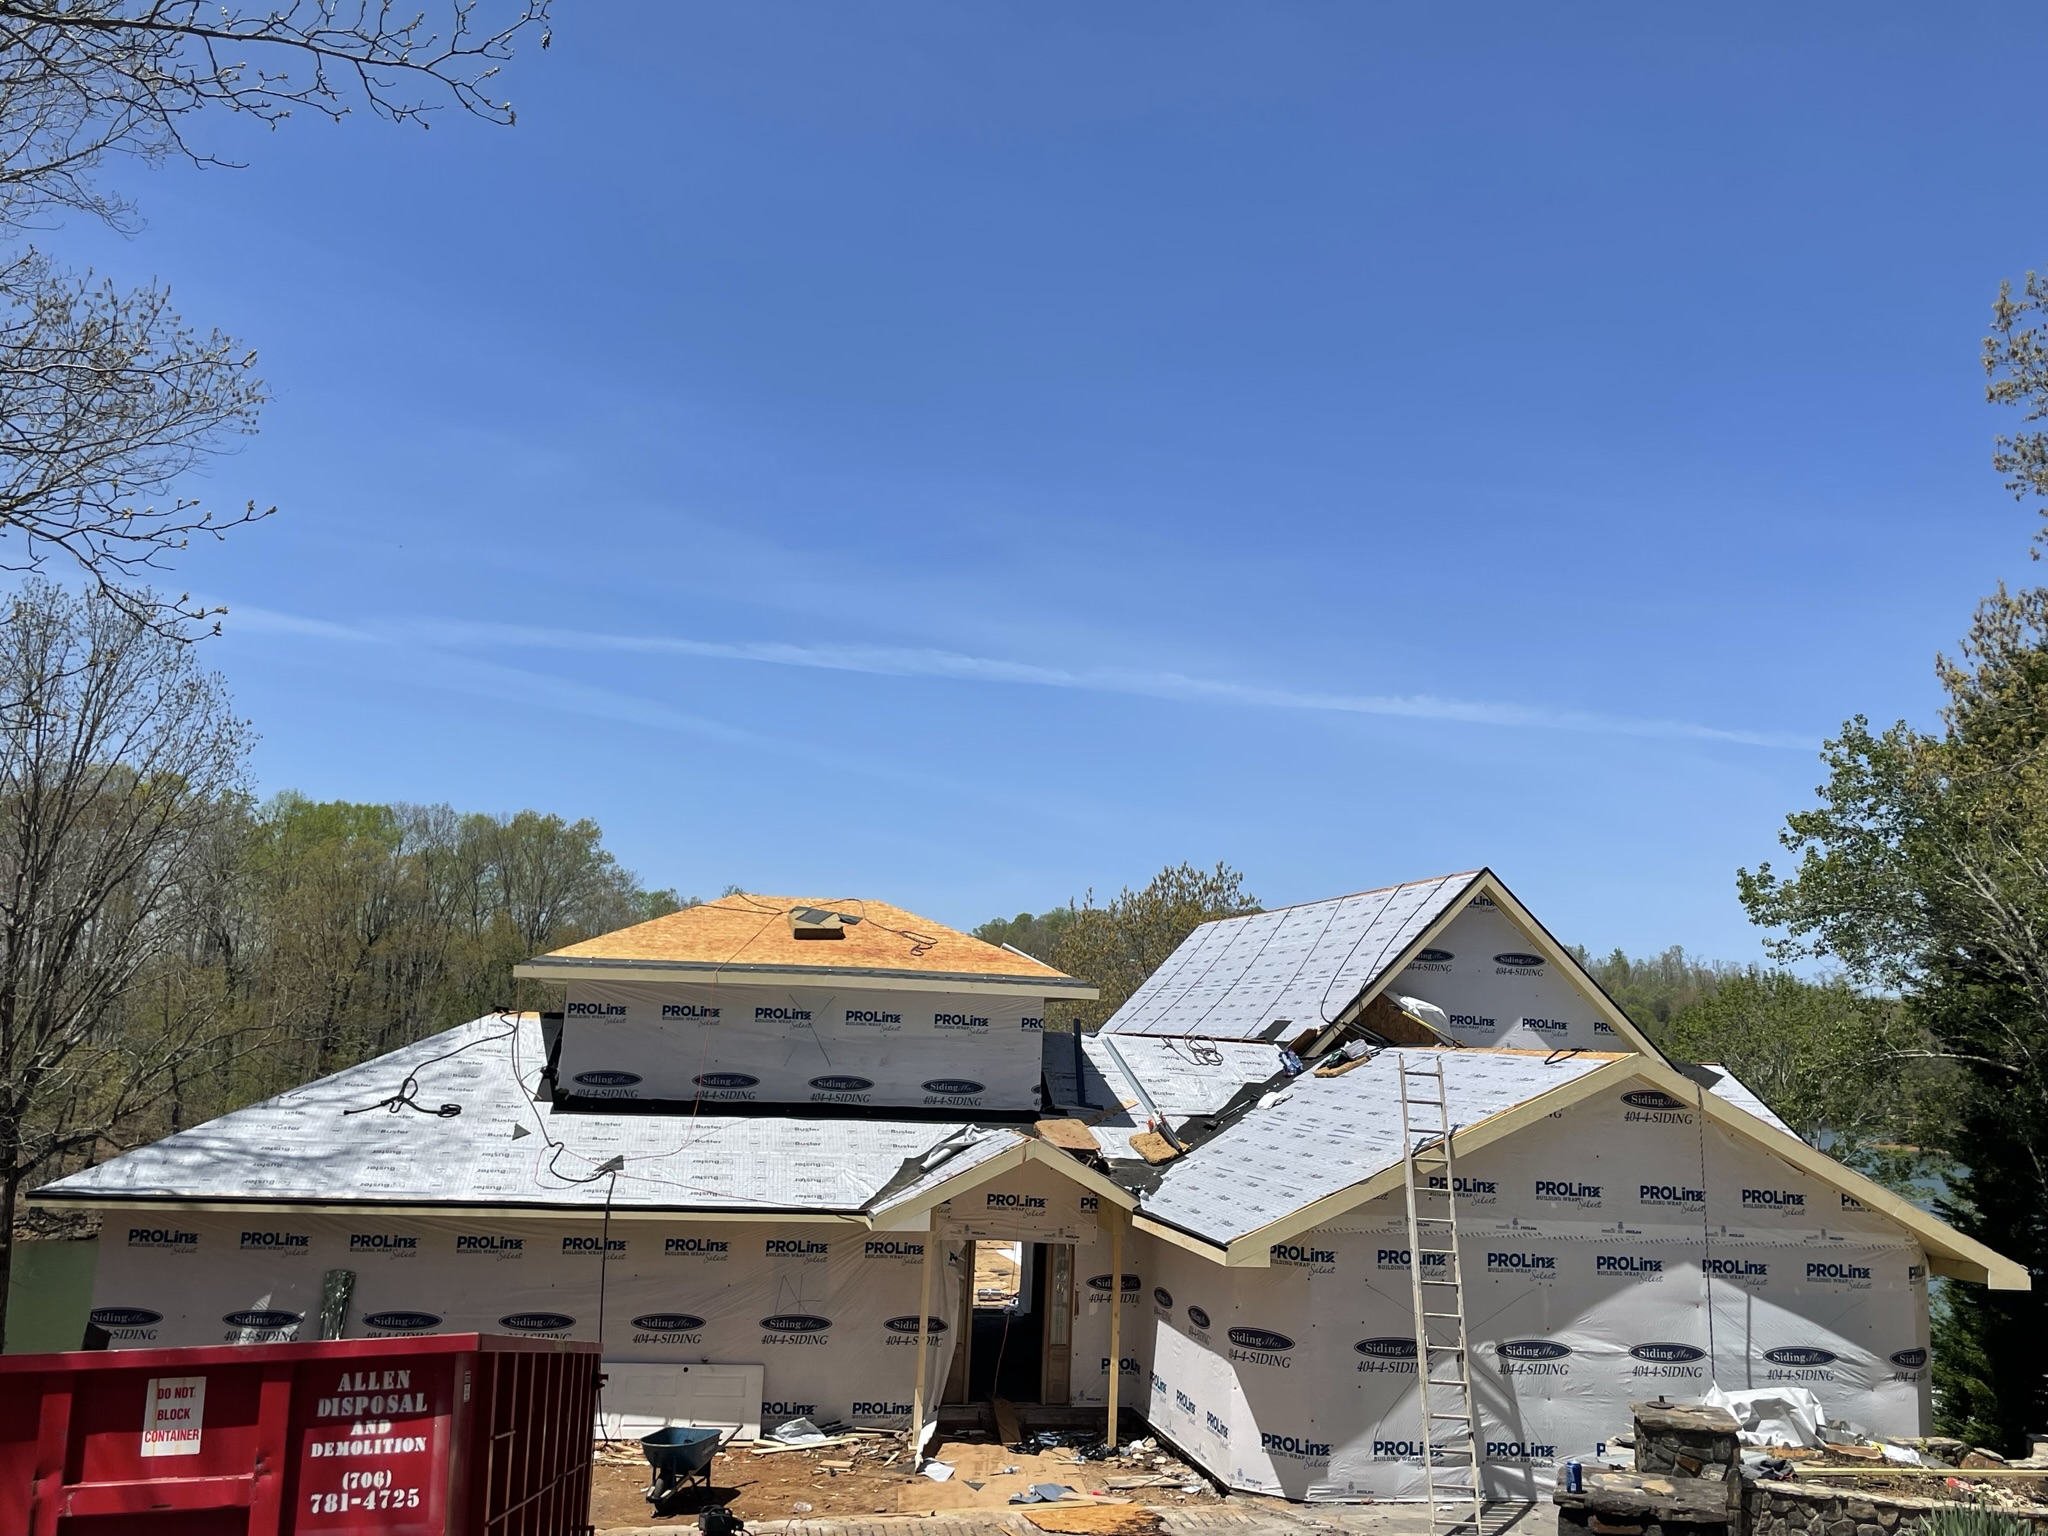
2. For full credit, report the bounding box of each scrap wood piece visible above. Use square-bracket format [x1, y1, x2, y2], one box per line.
[751, 1436, 857, 1454]
[1021, 1504, 1156, 1535]
[1036, 1118, 1102, 1152]
[1127, 1130, 1178, 1164]
[994, 1398, 1023, 1447]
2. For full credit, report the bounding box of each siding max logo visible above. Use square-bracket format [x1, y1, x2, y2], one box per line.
[1621, 1090, 1685, 1110]
[1087, 1274, 1142, 1293]
[1496, 1340, 1572, 1360]
[809, 1075, 875, 1092]
[1494, 952, 1546, 969]
[632, 1313, 706, 1332]
[1153, 1287, 1174, 1309]
[1187, 1306, 1212, 1330]
[1630, 1343, 1706, 1363]
[1228, 1328, 1296, 1352]
[1413, 948, 1454, 964]
[883, 1315, 948, 1335]
[761, 1314, 833, 1332]
[364, 1311, 441, 1331]
[223, 1309, 301, 1329]
[1355, 1337, 1418, 1359]
[572, 1071, 641, 1088]
[695, 1072, 760, 1089]
[499, 1312, 576, 1333]
[91, 1307, 163, 1328]
[1763, 1347, 1838, 1367]
[922, 1078, 985, 1095]
[1889, 1348, 1929, 1369]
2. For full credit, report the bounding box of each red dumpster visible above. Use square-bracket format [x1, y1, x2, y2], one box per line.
[0, 1333, 600, 1535]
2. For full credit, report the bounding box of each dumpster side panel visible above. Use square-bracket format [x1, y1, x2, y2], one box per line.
[287, 1351, 456, 1534]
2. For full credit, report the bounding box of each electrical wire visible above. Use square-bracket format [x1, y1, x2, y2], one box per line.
[340, 1012, 523, 1118]
[1693, 1082, 1719, 1379]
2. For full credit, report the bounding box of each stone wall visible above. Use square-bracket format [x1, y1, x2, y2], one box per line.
[1746, 1480, 2048, 1536]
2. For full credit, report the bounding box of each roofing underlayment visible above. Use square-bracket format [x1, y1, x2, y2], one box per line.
[1138, 1046, 1608, 1243]
[36, 1016, 1021, 1214]
[1040, 1031, 1290, 1158]
[1098, 872, 1480, 1038]
[516, 892, 1093, 993]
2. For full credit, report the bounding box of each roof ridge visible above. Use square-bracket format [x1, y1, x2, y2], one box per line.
[1208, 869, 1485, 919]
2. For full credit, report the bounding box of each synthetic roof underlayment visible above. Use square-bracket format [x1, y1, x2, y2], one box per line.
[513, 892, 1096, 998]
[1097, 867, 1659, 1056]
[1140, 1047, 1608, 1244]
[35, 1016, 1026, 1215]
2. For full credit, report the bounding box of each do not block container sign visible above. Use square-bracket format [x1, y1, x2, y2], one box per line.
[0, 1332, 600, 1535]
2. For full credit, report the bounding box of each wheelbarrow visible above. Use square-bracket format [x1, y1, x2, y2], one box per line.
[641, 1425, 724, 1517]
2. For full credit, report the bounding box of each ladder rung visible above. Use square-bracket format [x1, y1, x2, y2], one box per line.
[1422, 1310, 1463, 1319]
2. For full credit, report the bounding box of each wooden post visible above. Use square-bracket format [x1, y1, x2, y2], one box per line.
[1106, 1211, 1124, 1450]
[909, 1228, 937, 1461]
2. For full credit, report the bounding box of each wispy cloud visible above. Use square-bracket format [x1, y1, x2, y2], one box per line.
[229, 605, 1806, 750]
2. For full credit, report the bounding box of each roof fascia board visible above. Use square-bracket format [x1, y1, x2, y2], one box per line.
[1218, 1057, 1648, 1263]
[1626, 1058, 2030, 1292]
[513, 958, 1097, 998]
[1131, 1213, 1233, 1263]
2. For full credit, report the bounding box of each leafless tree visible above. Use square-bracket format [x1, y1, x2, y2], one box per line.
[0, 251, 268, 624]
[0, 579, 253, 1347]
[0, 0, 550, 619]
[0, 0, 551, 230]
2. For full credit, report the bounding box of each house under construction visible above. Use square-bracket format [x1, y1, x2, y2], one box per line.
[33, 872, 2024, 1502]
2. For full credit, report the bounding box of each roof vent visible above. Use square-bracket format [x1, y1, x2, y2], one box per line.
[789, 906, 862, 940]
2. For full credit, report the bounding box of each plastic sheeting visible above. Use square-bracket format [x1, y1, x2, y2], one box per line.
[1133, 1081, 1932, 1501]
[87, 1212, 964, 1431]
[560, 980, 1046, 1113]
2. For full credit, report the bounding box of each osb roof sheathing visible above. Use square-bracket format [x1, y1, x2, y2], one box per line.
[521, 892, 1094, 992]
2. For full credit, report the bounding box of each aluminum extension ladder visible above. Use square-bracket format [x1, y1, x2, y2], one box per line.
[1399, 1055, 1486, 1535]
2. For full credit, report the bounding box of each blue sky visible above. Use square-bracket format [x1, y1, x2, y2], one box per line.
[49, 2, 2047, 957]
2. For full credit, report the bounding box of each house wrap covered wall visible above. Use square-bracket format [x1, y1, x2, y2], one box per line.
[1118, 1082, 1931, 1500]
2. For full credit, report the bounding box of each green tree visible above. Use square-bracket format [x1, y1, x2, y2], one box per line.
[1571, 944, 1736, 1031]
[973, 907, 1075, 965]
[1041, 862, 1261, 1032]
[0, 581, 254, 1349]
[1661, 971, 1947, 1168]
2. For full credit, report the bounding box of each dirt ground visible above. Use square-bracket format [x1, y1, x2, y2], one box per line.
[975, 1242, 1021, 1303]
[589, 1432, 1218, 1530]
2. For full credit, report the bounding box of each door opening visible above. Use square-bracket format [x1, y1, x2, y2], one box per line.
[968, 1241, 1050, 1403]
